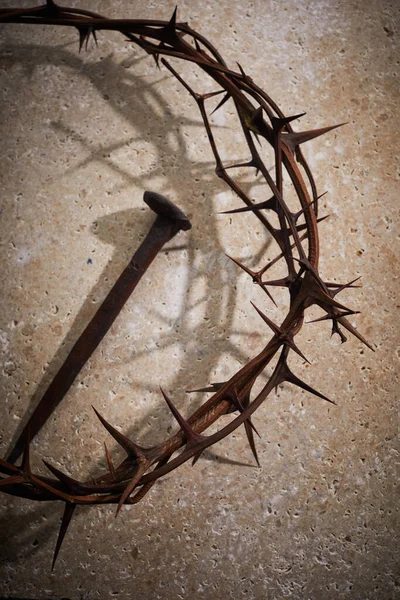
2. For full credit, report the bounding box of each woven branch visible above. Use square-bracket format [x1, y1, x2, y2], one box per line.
[0, 1, 373, 569]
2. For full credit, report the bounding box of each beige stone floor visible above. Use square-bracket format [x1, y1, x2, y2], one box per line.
[0, 0, 399, 599]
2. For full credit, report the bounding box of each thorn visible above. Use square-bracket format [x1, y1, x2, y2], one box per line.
[259, 284, 278, 307]
[200, 89, 226, 100]
[288, 214, 330, 236]
[92, 406, 146, 458]
[191, 450, 203, 466]
[152, 52, 160, 69]
[44, 0, 59, 13]
[116, 462, 148, 517]
[250, 302, 281, 335]
[241, 107, 263, 144]
[161, 6, 179, 43]
[260, 277, 292, 288]
[282, 362, 335, 405]
[169, 5, 178, 29]
[313, 288, 355, 313]
[284, 336, 311, 364]
[226, 255, 277, 306]
[302, 270, 371, 351]
[244, 420, 260, 467]
[337, 315, 375, 352]
[43, 460, 82, 493]
[160, 388, 204, 447]
[186, 382, 225, 393]
[331, 319, 347, 343]
[251, 303, 309, 362]
[292, 199, 316, 221]
[194, 37, 201, 52]
[44, 0, 60, 14]
[306, 310, 359, 324]
[104, 443, 116, 480]
[219, 160, 250, 171]
[282, 123, 347, 153]
[221, 158, 260, 172]
[237, 62, 246, 77]
[220, 196, 277, 214]
[91, 28, 98, 48]
[225, 255, 261, 282]
[325, 277, 362, 297]
[226, 388, 260, 465]
[210, 92, 231, 115]
[250, 106, 265, 134]
[77, 26, 98, 53]
[51, 503, 76, 571]
[226, 254, 255, 277]
[270, 112, 306, 132]
[291, 192, 328, 223]
[302, 272, 357, 313]
[226, 389, 260, 436]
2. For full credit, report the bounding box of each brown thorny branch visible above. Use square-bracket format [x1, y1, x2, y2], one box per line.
[0, 1, 374, 568]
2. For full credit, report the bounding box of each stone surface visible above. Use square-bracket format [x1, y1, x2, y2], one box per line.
[0, 1, 398, 599]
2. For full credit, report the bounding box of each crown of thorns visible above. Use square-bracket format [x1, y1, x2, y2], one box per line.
[0, 1, 373, 569]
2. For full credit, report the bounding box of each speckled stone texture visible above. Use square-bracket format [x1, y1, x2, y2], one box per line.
[0, 1, 398, 599]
